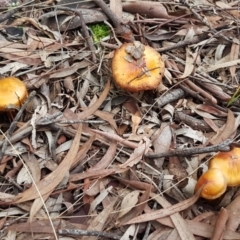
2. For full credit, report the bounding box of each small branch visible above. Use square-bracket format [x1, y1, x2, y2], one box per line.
[93, 0, 121, 27]
[56, 7, 97, 63]
[145, 139, 232, 159]
[174, 111, 213, 132]
[58, 229, 121, 240]
[156, 88, 185, 108]
[157, 33, 208, 53]
[78, 10, 97, 63]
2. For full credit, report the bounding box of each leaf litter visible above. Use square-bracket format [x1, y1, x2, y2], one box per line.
[0, 0, 240, 239]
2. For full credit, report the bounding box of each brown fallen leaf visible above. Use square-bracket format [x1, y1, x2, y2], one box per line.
[151, 123, 172, 168]
[90, 129, 139, 149]
[226, 193, 240, 231]
[81, 197, 118, 240]
[124, 189, 201, 225]
[120, 137, 151, 168]
[110, 0, 122, 19]
[148, 211, 240, 239]
[179, 48, 197, 79]
[118, 186, 151, 225]
[122, 1, 173, 19]
[13, 124, 82, 203]
[117, 190, 140, 219]
[49, 61, 91, 79]
[94, 110, 119, 134]
[229, 42, 239, 78]
[77, 79, 110, 120]
[148, 192, 195, 240]
[90, 141, 117, 171]
[113, 176, 154, 191]
[210, 110, 237, 145]
[70, 168, 117, 182]
[211, 207, 228, 240]
[72, 134, 96, 169]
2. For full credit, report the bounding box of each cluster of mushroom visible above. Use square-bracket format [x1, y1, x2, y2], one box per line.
[195, 147, 240, 199]
[0, 77, 28, 111]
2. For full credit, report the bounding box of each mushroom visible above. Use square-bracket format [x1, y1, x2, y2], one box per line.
[0, 77, 28, 111]
[209, 147, 240, 186]
[194, 168, 227, 200]
[195, 147, 240, 199]
[111, 41, 165, 92]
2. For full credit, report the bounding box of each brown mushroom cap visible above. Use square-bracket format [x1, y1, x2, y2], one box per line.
[0, 77, 28, 111]
[111, 42, 165, 92]
[209, 147, 240, 186]
[194, 168, 227, 200]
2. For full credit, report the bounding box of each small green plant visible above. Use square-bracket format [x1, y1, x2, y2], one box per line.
[89, 23, 110, 43]
[227, 86, 240, 106]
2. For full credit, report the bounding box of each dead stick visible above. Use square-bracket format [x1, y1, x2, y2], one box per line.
[56, 7, 97, 63]
[59, 229, 121, 240]
[78, 11, 97, 63]
[156, 88, 185, 108]
[157, 33, 208, 53]
[93, 0, 121, 27]
[145, 139, 232, 158]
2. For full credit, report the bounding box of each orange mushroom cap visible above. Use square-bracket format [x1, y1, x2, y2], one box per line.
[194, 168, 227, 200]
[0, 77, 28, 111]
[209, 147, 240, 186]
[111, 41, 165, 92]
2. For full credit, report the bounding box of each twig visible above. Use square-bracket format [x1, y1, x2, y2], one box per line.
[55, 7, 97, 63]
[145, 139, 232, 159]
[0, 91, 36, 162]
[175, 110, 213, 132]
[156, 88, 185, 108]
[58, 229, 121, 239]
[179, 84, 228, 113]
[93, 0, 121, 27]
[78, 11, 97, 63]
[157, 33, 208, 53]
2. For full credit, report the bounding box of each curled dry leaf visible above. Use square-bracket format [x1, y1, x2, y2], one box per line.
[120, 137, 151, 168]
[151, 123, 172, 168]
[118, 190, 140, 219]
[90, 141, 117, 171]
[179, 48, 198, 79]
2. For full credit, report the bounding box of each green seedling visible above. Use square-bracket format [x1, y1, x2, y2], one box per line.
[89, 23, 110, 43]
[227, 86, 240, 107]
